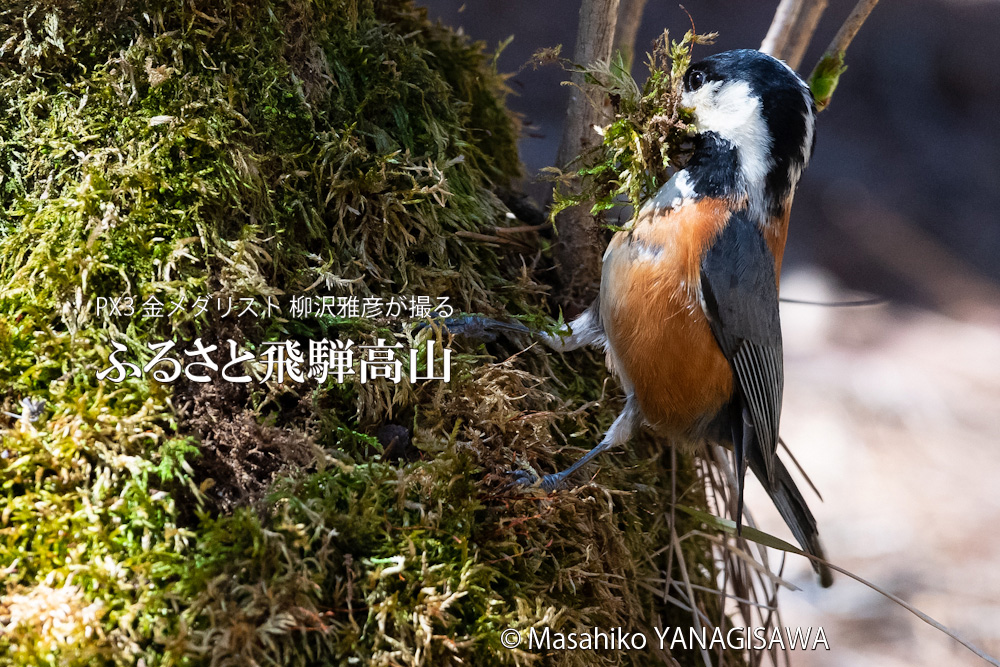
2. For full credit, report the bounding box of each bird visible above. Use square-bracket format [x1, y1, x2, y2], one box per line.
[520, 49, 833, 587]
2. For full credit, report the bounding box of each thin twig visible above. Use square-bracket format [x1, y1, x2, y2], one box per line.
[760, 0, 804, 58]
[670, 528, 715, 667]
[454, 230, 531, 250]
[783, 0, 828, 70]
[760, 0, 829, 70]
[808, 0, 882, 110]
[492, 222, 549, 235]
[821, 0, 880, 62]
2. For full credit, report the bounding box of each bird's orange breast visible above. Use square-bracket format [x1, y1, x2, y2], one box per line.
[599, 197, 735, 434]
[765, 205, 792, 280]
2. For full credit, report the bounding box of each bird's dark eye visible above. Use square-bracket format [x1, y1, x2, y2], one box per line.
[686, 69, 706, 92]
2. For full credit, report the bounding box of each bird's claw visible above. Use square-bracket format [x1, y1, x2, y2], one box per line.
[503, 469, 538, 491]
[503, 469, 565, 493]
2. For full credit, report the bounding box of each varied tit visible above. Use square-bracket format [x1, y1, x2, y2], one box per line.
[527, 49, 833, 587]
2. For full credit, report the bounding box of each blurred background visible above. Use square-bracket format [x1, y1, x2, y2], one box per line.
[417, 0, 1000, 665]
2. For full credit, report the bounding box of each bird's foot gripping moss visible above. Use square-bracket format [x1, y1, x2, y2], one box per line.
[504, 467, 568, 493]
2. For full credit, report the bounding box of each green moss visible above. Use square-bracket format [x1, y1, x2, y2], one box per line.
[548, 29, 716, 226]
[0, 2, 741, 666]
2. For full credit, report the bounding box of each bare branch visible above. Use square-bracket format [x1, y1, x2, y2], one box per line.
[553, 0, 621, 311]
[783, 0, 828, 70]
[808, 0, 881, 111]
[760, 0, 829, 70]
[613, 0, 649, 68]
[820, 0, 880, 62]
[555, 0, 621, 170]
[760, 0, 803, 58]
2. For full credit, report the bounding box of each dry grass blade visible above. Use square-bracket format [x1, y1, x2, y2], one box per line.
[681, 506, 1000, 667]
[647, 442, 797, 667]
[777, 436, 823, 500]
[816, 560, 1000, 667]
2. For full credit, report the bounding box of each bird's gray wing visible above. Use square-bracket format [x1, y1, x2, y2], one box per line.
[699, 209, 782, 492]
[700, 215, 833, 585]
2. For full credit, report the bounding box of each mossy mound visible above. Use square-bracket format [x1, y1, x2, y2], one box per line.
[0, 1, 739, 666]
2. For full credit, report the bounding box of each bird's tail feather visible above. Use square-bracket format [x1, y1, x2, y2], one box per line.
[749, 454, 834, 587]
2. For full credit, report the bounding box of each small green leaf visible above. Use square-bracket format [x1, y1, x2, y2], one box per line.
[675, 504, 804, 555]
[809, 52, 848, 112]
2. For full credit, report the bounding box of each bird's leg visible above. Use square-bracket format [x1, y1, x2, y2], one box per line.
[417, 313, 528, 343]
[429, 300, 606, 349]
[509, 394, 640, 491]
[438, 301, 619, 490]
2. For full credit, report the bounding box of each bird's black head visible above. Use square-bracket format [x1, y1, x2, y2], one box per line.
[681, 49, 816, 220]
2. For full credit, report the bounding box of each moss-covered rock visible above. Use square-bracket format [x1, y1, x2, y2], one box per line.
[0, 1, 739, 665]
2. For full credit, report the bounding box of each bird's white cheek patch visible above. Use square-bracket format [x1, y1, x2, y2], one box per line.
[689, 80, 759, 136]
[687, 80, 772, 216]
